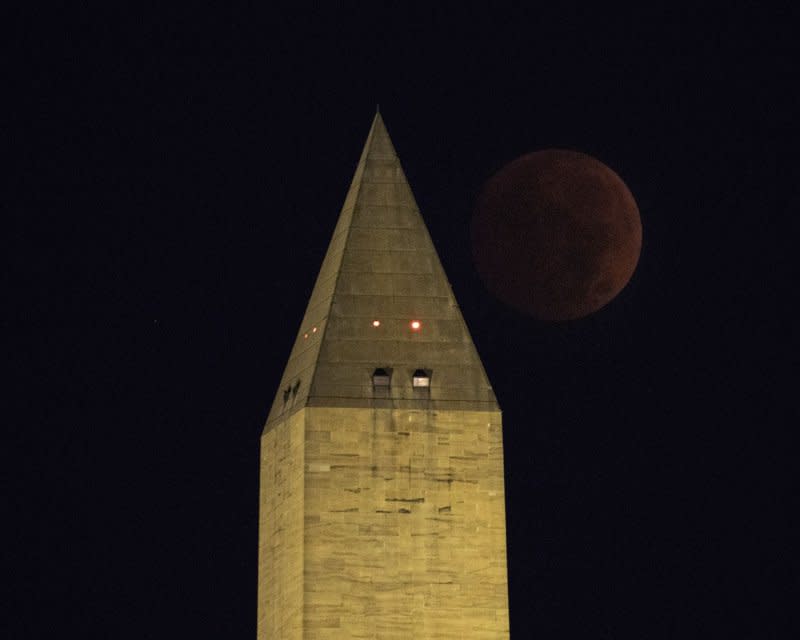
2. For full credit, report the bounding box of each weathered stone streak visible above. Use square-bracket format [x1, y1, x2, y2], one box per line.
[258, 412, 305, 640]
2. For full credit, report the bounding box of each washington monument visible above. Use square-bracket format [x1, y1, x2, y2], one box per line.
[257, 113, 510, 638]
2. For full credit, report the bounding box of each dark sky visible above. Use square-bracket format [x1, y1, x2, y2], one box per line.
[9, 6, 795, 639]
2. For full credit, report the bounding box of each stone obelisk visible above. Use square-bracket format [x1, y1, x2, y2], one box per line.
[257, 113, 509, 639]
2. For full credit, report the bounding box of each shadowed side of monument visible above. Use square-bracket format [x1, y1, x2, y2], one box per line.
[258, 113, 509, 639]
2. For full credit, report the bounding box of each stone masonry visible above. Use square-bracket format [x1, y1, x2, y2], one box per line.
[257, 113, 510, 639]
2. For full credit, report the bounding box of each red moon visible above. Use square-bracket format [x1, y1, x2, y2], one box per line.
[471, 150, 642, 322]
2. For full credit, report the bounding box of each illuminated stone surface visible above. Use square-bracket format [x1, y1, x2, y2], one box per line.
[258, 114, 509, 638]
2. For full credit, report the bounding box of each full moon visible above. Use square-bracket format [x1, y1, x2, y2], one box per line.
[471, 150, 642, 322]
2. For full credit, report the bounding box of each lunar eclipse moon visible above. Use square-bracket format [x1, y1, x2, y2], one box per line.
[471, 150, 642, 322]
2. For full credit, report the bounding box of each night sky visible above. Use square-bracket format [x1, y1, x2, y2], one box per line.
[9, 6, 795, 639]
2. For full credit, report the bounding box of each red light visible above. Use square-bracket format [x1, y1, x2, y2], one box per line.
[312, 326, 317, 333]
[410, 320, 421, 330]
[372, 320, 381, 327]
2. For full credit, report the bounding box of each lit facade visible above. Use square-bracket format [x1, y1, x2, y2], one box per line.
[257, 114, 509, 639]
